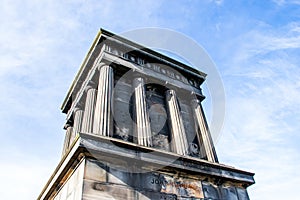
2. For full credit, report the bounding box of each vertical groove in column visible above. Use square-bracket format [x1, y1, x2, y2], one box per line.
[192, 100, 216, 162]
[82, 86, 97, 133]
[62, 125, 73, 156]
[71, 108, 83, 144]
[133, 77, 152, 147]
[93, 64, 114, 137]
[166, 90, 189, 155]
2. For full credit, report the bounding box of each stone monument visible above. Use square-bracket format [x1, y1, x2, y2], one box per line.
[38, 29, 255, 200]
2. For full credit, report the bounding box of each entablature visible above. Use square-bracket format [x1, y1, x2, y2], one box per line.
[61, 29, 207, 115]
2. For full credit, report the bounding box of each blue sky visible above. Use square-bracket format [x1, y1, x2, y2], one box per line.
[1, 0, 300, 199]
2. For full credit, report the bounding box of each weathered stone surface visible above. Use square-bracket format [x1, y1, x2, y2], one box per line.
[152, 134, 169, 151]
[108, 166, 132, 185]
[180, 101, 200, 158]
[146, 86, 170, 151]
[54, 160, 85, 200]
[219, 186, 239, 200]
[135, 172, 164, 192]
[202, 181, 220, 199]
[84, 159, 106, 182]
[236, 187, 250, 200]
[82, 180, 135, 200]
[113, 100, 132, 141]
[137, 190, 176, 200]
[83, 157, 206, 199]
[113, 79, 132, 141]
[162, 175, 204, 198]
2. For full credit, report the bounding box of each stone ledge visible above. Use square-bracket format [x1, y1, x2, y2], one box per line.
[78, 132, 255, 186]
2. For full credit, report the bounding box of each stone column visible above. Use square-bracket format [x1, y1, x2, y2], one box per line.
[192, 99, 217, 162]
[71, 107, 83, 143]
[93, 64, 114, 137]
[82, 85, 97, 133]
[133, 77, 152, 147]
[62, 124, 73, 156]
[166, 90, 189, 155]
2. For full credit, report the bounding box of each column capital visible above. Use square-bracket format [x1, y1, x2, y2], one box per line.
[165, 89, 176, 100]
[64, 123, 72, 129]
[132, 76, 145, 86]
[85, 82, 97, 92]
[74, 106, 83, 113]
[168, 89, 175, 95]
[191, 98, 201, 107]
[96, 62, 108, 71]
[88, 80, 96, 87]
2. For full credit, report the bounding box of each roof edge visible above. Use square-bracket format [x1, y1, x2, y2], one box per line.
[61, 28, 208, 112]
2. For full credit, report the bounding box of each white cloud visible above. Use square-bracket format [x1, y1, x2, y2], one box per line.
[216, 20, 300, 199]
[214, 0, 224, 6]
[230, 31, 300, 65]
[273, 0, 300, 5]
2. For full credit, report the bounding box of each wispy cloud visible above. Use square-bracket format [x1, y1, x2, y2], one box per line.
[273, 0, 300, 5]
[216, 19, 300, 199]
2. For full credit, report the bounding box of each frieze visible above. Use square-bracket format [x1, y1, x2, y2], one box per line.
[105, 45, 201, 89]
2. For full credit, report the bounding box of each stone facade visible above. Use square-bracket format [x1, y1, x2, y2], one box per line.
[38, 29, 254, 200]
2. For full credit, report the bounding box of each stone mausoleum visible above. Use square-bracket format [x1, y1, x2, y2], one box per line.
[38, 29, 255, 200]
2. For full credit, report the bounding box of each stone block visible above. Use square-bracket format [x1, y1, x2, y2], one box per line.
[202, 181, 220, 199]
[236, 187, 250, 200]
[219, 186, 238, 200]
[136, 190, 176, 200]
[84, 159, 107, 182]
[82, 180, 135, 200]
[107, 166, 132, 186]
[134, 172, 164, 192]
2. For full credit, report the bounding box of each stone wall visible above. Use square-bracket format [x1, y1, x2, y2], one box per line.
[82, 158, 250, 200]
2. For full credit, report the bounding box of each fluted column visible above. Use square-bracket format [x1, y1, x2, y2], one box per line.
[192, 99, 217, 162]
[166, 90, 189, 155]
[93, 64, 114, 137]
[133, 77, 152, 147]
[82, 85, 97, 133]
[62, 124, 73, 156]
[70, 107, 83, 144]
